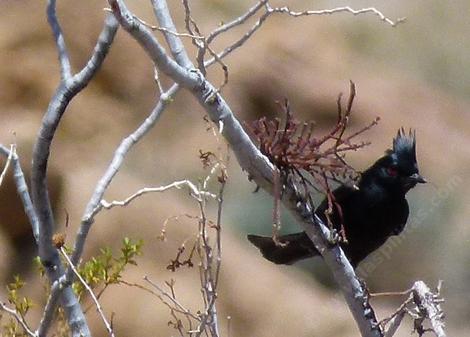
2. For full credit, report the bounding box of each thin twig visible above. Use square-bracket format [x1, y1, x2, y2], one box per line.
[0, 144, 40, 244]
[37, 278, 65, 337]
[383, 310, 406, 337]
[206, 0, 268, 44]
[265, 4, 406, 27]
[60, 248, 115, 337]
[143, 276, 199, 321]
[0, 143, 14, 187]
[179, 0, 229, 89]
[135, 15, 203, 40]
[205, 10, 271, 67]
[370, 289, 413, 298]
[213, 160, 228, 290]
[181, 0, 205, 71]
[205, 3, 404, 67]
[154, 67, 164, 94]
[74, 84, 179, 269]
[120, 280, 198, 325]
[0, 301, 37, 337]
[379, 294, 413, 329]
[98, 180, 217, 211]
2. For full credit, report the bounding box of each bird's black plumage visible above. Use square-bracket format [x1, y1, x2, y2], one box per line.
[248, 129, 426, 268]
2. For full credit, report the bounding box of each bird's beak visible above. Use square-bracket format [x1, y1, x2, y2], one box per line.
[409, 173, 427, 184]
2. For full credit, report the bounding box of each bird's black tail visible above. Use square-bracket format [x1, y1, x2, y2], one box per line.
[247, 232, 319, 265]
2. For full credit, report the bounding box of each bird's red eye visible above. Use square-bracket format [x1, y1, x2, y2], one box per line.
[387, 167, 398, 177]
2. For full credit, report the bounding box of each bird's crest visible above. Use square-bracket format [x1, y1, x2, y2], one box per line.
[390, 128, 417, 162]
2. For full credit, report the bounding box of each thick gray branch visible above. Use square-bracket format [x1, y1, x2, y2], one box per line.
[109, 0, 198, 87]
[109, 1, 382, 336]
[150, 0, 193, 68]
[31, 5, 119, 337]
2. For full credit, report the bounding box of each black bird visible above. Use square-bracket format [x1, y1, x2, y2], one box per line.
[248, 129, 426, 268]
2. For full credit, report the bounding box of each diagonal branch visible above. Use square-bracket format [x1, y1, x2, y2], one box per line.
[110, 1, 384, 336]
[31, 3, 119, 336]
[61, 248, 115, 337]
[0, 145, 40, 243]
[206, 0, 268, 45]
[36, 277, 64, 337]
[150, 0, 193, 68]
[108, 0, 198, 87]
[204, 2, 404, 67]
[72, 84, 179, 271]
[47, 0, 72, 80]
[0, 301, 37, 337]
[0, 144, 14, 187]
[38, 84, 181, 337]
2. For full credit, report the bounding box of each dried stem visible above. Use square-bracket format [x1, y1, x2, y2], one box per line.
[246, 83, 376, 238]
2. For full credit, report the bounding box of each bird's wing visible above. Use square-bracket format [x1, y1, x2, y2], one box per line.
[391, 199, 409, 235]
[315, 184, 357, 215]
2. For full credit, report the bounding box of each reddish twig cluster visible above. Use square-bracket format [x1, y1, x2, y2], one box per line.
[246, 82, 379, 240]
[167, 244, 196, 272]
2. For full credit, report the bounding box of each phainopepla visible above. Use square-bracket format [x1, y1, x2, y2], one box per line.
[248, 129, 426, 268]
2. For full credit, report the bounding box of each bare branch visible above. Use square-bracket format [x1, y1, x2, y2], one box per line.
[153, 67, 165, 95]
[102, 1, 408, 336]
[412, 281, 446, 337]
[5, 1, 407, 337]
[0, 143, 14, 187]
[194, 165, 226, 337]
[206, 0, 268, 44]
[98, 180, 217, 211]
[265, 3, 406, 27]
[377, 281, 446, 337]
[181, 0, 205, 72]
[36, 81, 182, 336]
[31, 4, 118, 336]
[205, 10, 271, 67]
[205, 2, 404, 67]
[150, 0, 194, 68]
[108, 0, 198, 87]
[132, 15, 203, 41]
[0, 144, 40, 243]
[383, 310, 406, 337]
[47, 0, 72, 80]
[72, 84, 180, 278]
[60, 248, 115, 337]
[0, 301, 37, 337]
[36, 278, 65, 337]
[143, 276, 199, 321]
[72, 15, 119, 90]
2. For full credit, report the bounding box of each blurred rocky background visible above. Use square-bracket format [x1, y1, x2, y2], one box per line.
[0, 0, 469, 336]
